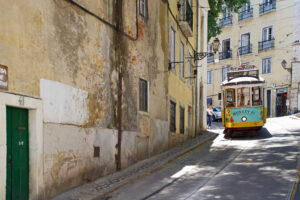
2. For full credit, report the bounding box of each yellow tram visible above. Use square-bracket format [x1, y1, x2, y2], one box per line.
[221, 65, 267, 137]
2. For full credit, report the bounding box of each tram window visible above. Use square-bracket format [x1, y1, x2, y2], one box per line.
[237, 87, 250, 107]
[226, 89, 236, 107]
[252, 87, 262, 106]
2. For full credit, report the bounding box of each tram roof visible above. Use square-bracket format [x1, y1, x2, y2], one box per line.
[222, 65, 265, 87]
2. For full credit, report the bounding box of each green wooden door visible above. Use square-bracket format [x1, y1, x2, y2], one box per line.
[6, 106, 29, 200]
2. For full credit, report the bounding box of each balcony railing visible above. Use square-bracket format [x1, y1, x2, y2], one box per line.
[178, 0, 193, 37]
[238, 44, 252, 55]
[259, 1, 276, 15]
[219, 50, 232, 60]
[258, 38, 275, 51]
[220, 15, 232, 27]
[238, 8, 253, 21]
[207, 53, 214, 64]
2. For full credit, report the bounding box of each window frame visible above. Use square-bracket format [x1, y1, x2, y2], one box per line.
[237, 87, 251, 107]
[139, 0, 148, 18]
[252, 87, 262, 106]
[222, 66, 229, 82]
[225, 88, 236, 108]
[262, 57, 272, 74]
[188, 51, 193, 86]
[262, 26, 273, 41]
[170, 27, 176, 71]
[207, 70, 212, 84]
[170, 101, 176, 132]
[139, 78, 148, 112]
[180, 106, 185, 134]
[180, 41, 185, 78]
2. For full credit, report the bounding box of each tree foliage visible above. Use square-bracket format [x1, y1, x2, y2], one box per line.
[208, 0, 249, 41]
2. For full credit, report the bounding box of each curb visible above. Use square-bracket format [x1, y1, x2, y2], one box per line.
[53, 131, 218, 200]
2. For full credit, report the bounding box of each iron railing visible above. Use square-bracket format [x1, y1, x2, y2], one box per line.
[220, 15, 232, 27]
[238, 44, 252, 55]
[207, 53, 214, 63]
[259, 1, 276, 15]
[238, 7, 253, 21]
[258, 38, 275, 51]
[219, 50, 232, 60]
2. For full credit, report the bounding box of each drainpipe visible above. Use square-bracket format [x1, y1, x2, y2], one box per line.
[195, 0, 200, 135]
[115, 0, 123, 171]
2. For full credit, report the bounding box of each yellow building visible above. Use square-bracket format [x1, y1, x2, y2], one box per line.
[207, 0, 297, 117]
[167, 0, 210, 146]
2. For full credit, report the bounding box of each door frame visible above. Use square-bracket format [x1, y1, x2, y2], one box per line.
[0, 92, 43, 199]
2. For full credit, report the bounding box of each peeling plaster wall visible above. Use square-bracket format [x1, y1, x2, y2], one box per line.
[0, 0, 170, 198]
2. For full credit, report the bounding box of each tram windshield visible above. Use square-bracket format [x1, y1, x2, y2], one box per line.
[237, 87, 250, 107]
[225, 87, 263, 108]
[225, 89, 236, 107]
[252, 87, 262, 106]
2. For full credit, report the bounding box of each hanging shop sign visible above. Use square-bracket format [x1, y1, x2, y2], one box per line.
[0, 65, 8, 90]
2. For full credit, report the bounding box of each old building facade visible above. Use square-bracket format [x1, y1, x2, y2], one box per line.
[207, 0, 300, 117]
[0, 0, 209, 199]
[167, 0, 209, 146]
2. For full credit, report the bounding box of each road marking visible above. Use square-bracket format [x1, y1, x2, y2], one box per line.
[289, 165, 300, 200]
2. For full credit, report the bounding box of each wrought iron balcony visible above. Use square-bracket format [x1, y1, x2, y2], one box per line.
[207, 53, 214, 64]
[238, 44, 252, 55]
[220, 15, 232, 27]
[258, 38, 275, 51]
[219, 50, 232, 60]
[259, 1, 276, 15]
[178, 0, 193, 37]
[238, 8, 253, 21]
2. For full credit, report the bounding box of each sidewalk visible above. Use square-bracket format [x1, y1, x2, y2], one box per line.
[52, 131, 218, 200]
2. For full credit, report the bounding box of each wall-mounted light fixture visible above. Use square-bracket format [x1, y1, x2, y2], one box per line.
[168, 38, 220, 70]
[281, 59, 292, 73]
[194, 38, 220, 60]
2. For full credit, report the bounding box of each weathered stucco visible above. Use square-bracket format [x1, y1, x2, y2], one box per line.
[0, 0, 206, 199]
[0, 0, 168, 198]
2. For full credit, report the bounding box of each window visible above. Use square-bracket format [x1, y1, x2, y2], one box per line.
[139, 79, 148, 112]
[222, 66, 229, 81]
[220, 39, 232, 59]
[242, 1, 251, 12]
[262, 58, 271, 74]
[241, 33, 250, 47]
[259, 26, 274, 51]
[262, 26, 273, 41]
[237, 87, 250, 107]
[180, 106, 185, 134]
[180, 41, 185, 78]
[139, 0, 148, 18]
[226, 89, 236, 107]
[170, 27, 176, 70]
[208, 43, 213, 53]
[188, 52, 193, 86]
[170, 101, 176, 132]
[207, 98, 212, 105]
[207, 70, 212, 84]
[252, 87, 262, 106]
[222, 39, 231, 52]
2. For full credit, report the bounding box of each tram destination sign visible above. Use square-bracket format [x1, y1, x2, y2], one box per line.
[0, 65, 8, 90]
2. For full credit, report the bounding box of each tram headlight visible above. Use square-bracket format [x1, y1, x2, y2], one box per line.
[241, 116, 247, 122]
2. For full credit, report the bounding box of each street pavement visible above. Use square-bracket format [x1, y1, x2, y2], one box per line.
[53, 115, 300, 200]
[100, 116, 300, 200]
